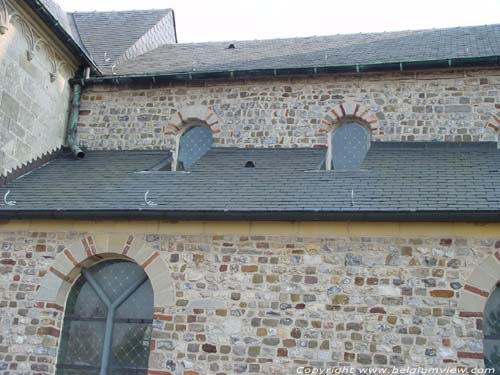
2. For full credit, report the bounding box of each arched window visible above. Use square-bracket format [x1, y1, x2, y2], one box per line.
[484, 285, 500, 372]
[176, 125, 213, 170]
[56, 260, 154, 375]
[330, 122, 370, 170]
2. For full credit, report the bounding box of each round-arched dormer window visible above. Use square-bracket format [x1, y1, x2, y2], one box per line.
[176, 125, 213, 170]
[330, 122, 370, 170]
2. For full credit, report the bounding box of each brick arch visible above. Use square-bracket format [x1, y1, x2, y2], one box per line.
[163, 105, 221, 139]
[320, 102, 381, 135]
[485, 112, 500, 132]
[163, 105, 221, 170]
[485, 112, 500, 139]
[456, 253, 500, 361]
[37, 234, 174, 310]
[322, 102, 380, 170]
[457, 252, 500, 315]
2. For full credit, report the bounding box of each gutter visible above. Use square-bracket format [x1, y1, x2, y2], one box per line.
[70, 55, 500, 86]
[66, 84, 85, 159]
[2, 209, 500, 222]
[24, 0, 100, 74]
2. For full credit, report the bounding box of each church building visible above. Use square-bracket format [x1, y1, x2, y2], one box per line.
[1, 1, 500, 374]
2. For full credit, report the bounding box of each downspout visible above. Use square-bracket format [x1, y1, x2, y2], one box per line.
[66, 84, 85, 159]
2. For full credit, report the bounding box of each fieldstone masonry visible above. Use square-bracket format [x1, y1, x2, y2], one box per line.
[77, 69, 500, 153]
[0, 225, 496, 374]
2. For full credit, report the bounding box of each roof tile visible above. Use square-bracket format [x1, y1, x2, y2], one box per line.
[1, 143, 500, 220]
[113, 24, 500, 75]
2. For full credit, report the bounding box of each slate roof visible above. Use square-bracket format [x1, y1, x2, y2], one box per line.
[2, 143, 500, 221]
[28, 1, 177, 74]
[27, 1, 500, 77]
[38, 0, 74, 35]
[69, 9, 176, 72]
[112, 24, 500, 75]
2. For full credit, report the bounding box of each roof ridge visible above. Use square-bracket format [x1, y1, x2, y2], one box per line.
[107, 21, 500, 76]
[167, 22, 500, 46]
[68, 8, 172, 15]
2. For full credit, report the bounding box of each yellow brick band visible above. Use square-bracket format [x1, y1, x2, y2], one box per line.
[2, 219, 500, 238]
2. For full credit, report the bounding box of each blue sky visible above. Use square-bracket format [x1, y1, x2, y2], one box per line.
[57, 0, 500, 43]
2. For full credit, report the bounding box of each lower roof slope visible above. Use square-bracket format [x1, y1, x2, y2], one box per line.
[1, 142, 500, 221]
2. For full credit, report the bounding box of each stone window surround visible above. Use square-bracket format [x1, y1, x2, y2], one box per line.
[485, 111, 500, 147]
[162, 105, 221, 171]
[458, 252, 500, 313]
[36, 233, 174, 374]
[56, 259, 154, 374]
[457, 251, 500, 363]
[322, 102, 378, 170]
[37, 233, 174, 309]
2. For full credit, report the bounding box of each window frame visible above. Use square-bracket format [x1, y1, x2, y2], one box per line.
[484, 284, 500, 371]
[326, 120, 371, 171]
[56, 260, 154, 375]
[173, 122, 213, 171]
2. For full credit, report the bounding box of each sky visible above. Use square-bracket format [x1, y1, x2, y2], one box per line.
[56, 0, 500, 43]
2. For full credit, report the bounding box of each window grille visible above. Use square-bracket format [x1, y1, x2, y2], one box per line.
[56, 260, 154, 375]
[177, 125, 213, 170]
[331, 122, 370, 170]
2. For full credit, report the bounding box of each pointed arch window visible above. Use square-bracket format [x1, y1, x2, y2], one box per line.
[329, 122, 370, 170]
[484, 285, 500, 372]
[56, 260, 154, 375]
[176, 125, 213, 170]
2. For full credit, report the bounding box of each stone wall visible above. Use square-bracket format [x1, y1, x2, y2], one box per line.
[77, 69, 500, 152]
[0, 1, 77, 177]
[0, 221, 496, 374]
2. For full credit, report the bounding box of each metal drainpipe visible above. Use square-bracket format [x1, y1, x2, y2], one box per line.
[66, 84, 85, 159]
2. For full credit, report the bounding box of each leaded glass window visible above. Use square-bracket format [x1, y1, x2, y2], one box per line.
[485, 285, 500, 372]
[56, 260, 154, 375]
[331, 122, 370, 170]
[177, 125, 213, 170]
